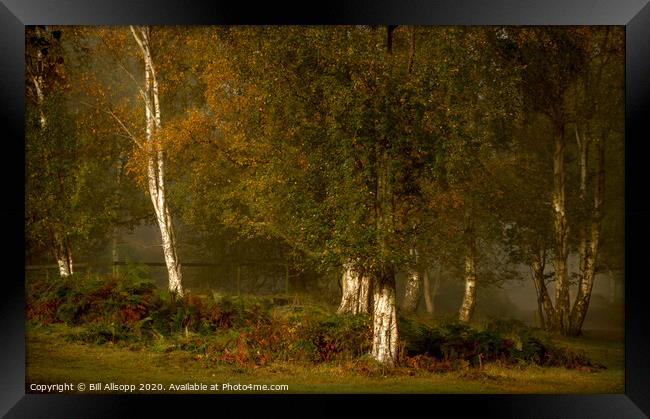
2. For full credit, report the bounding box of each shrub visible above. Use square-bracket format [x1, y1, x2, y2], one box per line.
[303, 314, 372, 362]
[26, 271, 600, 371]
[398, 318, 598, 370]
[26, 267, 159, 327]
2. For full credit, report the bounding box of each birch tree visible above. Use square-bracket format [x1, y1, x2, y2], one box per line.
[26, 26, 74, 277]
[26, 26, 136, 274]
[567, 27, 624, 335]
[495, 27, 623, 335]
[72, 26, 187, 296]
[194, 26, 524, 364]
[129, 26, 184, 296]
[506, 28, 588, 334]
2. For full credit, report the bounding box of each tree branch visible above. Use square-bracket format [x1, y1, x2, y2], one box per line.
[78, 100, 144, 149]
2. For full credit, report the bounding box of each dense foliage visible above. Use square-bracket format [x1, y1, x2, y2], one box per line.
[26, 271, 600, 371]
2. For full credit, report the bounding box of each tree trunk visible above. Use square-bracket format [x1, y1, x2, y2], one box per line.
[576, 125, 589, 292]
[423, 268, 434, 314]
[55, 250, 72, 277]
[369, 26, 400, 367]
[458, 251, 477, 323]
[51, 230, 73, 277]
[531, 250, 556, 330]
[551, 123, 570, 334]
[32, 32, 74, 278]
[569, 135, 605, 335]
[111, 154, 124, 278]
[111, 229, 120, 278]
[131, 26, 184, 297]
[402, 269, 422, 314]
[426, 265, 444, 316]
[402, 249, 422, 314]
[338, 261, 372, 314]
[371, 268, 398, 367]
[459, 217, 477, 323]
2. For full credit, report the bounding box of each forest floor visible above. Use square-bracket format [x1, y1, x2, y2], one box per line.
[26, 323, 623, 394]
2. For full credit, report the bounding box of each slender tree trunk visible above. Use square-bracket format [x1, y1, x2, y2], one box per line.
[402, 269, 422, 314]
[431, 265, 444, 315]
[372, 268, 398, 367]
[55, 244, 73, 277]
[458, 250, 477, 322]
[131, 26, 183, 297]
[530, 254, 546, 330]
[576, 126, 589, 290]
[50, 229, 72, 277]
[56, 258, 71, 277]
[459, 217, 477, 323]
[531, 249, 556, 330]
[402, 249, 422, 314]
[32, 29, 74, 278]
[551, 123, 570, 334]
[338, 261, 372, 314]
[111, 155, 123, 278]
[569, 135, 605, 335]
[111, 228, 119, 278]
[423, 268, 434, 315]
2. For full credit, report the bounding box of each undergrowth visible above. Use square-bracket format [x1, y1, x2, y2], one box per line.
[26, 269, 602, 372]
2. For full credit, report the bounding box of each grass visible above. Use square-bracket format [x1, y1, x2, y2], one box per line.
[26, 322, 624, 394]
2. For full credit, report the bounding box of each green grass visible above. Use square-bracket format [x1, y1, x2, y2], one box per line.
[26, 323, 624, 394]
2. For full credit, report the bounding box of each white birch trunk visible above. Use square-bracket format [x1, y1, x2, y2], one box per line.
[370, 29, 400, 366]
[32, 34, 74, 278]
[372, 271, 398, 366]
[569, 134, 605, 335]
[459, 221, 477, 323]
[338, 261, 372, 314]
[51, 230, 73, 277]
[458, 215, 476, 322]
[458, 253, 477, 323]
[56, 258, 71, 277]
[131, 26, 183, 297]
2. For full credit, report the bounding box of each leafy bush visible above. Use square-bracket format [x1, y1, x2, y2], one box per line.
[27, 267, 158, 326]
[27, 271, 599, 371]
[302, 314, 372, 362]
[398, 317, 599, 370]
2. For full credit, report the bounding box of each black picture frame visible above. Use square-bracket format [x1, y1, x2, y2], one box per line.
[2, 1, 649, 417]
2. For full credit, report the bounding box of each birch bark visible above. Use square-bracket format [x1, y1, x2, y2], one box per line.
[459, 216, 477, 323]
[131, 26, 184, 297]
[31, 27, 74, 277]
[371, 269, 398, 367]
[338, 260, 372, 314]
[551, 123, 570, 334]
[569, 134, 605, 335]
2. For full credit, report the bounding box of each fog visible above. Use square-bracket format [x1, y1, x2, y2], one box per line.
[111, 223, 623, 334]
